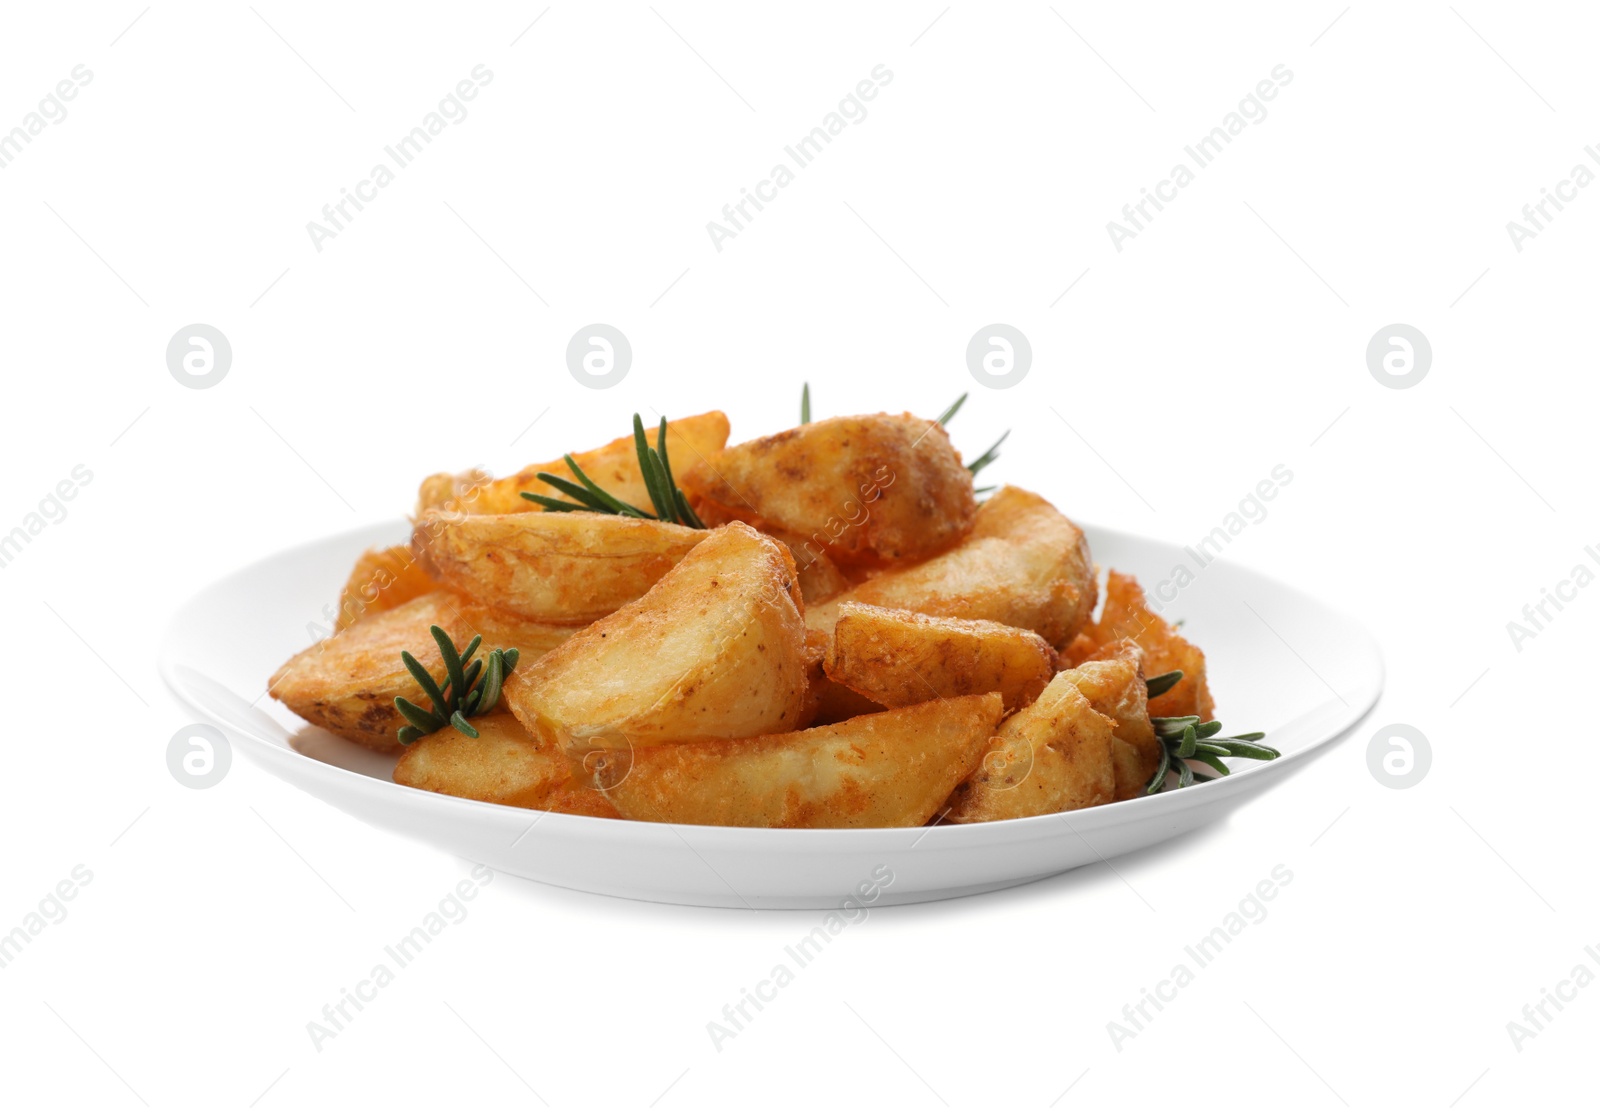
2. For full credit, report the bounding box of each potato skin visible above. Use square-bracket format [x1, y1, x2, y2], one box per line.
[1065, 571, 1214, 720]
[599, 694, 1003, 828]
[825, 603, 1053, 713]
[412, 511, 701, 624]
[503, 522, 811, 754]
[945, 671, 1116, 823]
[680, 413, 977, 569]
[335, 544, 437, 631]
[806, 485, 1096, 648]
[269, 591, 576, 752]
[417, 411, 730, 517]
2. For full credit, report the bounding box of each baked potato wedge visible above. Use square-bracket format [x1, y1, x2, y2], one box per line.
[418, 411, 730, 516]
[1056, 640, 1160, 800]
[335, 544, 437, 631]
[1066, 571, 1214, 720]
[806, 485, 1096, 648]
[503, 522, 811, 755]
[598, 693, 1003, 828]
[268, 591, 576, 752]
[680, 412, 976, 568]
[393, 712, 619, 816]
[766, 529, 855, 606]
[824, 603, 1053, 712]
[412, 510, 701, 624]
[945, 671, 1116, 823]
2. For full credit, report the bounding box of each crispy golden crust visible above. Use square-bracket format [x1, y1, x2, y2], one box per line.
[412, 511, 701, 624]
[268, 592, 576, 752]
[335, 544, 438, 631]
[1071, 571, 1214, 720]
[503, 523, 811, 753]
[1056, 641, 1160, 801]
[824, 603, 1053, 713]
[598, 694, 1003, 828]
[805, 485, 1096, 648]
[392, 713, 566, 807]
[945, 672, 1116, 823]
[680, 413, 977, 569]
[765, 529, 856, 606]
[417, 411, 730, 517]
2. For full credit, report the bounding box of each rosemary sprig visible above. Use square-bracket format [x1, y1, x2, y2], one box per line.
[937, 392, 967, 425]
[520, 414, 705, 527]
[800, 382, 811, 424]
[967, 430, 1008, 477]
[1142, 670, 1277, 794]
[394, 626, 521, 745]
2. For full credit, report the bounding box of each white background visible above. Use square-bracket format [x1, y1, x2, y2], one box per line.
[0, 2, 1593, 1110]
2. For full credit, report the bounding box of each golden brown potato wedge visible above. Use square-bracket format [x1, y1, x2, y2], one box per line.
[1056, 640, 1160, 801]
[412, 511, 701, 624]
[945, 671, 1116, 823]
[824, 603, 1052, 713]
[806, 486, 1096, 648]
[503, 522, 811, 755]
[766, 529, 855, 606]
[1067, 571, 1214, 720]
[335, 544, 437, 631]
[393, 713, 566, 807]
[417, 411, 730, 517]
[680, 413, 976, 568]
[269, 591, 576, 752]
[598, 694, 1003, 828]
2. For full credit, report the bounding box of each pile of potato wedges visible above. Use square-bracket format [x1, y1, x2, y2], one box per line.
[268, 409, 1218, 827]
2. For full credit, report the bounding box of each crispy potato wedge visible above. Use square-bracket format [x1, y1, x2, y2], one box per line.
[269, 591, 576, 752]
[945, 672, 1116, 823]
[503, 522, 811, 754]
[1069, 571, 1214, 720]
[766, 529, 855, 606]
[393, 712, 620, 816]
[824, 603, 1053, 713]
[1056, 640, 1160, 801]
[412, 511, 701, 624]
[806, 486, 1096, 648]
[335, 544, 437, 631]
[417, 411, 730, 516]
[393, 713, 566, 807]
[680, 413, 976, 568]
[598, 694, 1004, 828]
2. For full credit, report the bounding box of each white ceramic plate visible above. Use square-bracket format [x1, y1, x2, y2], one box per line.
[160, 520, 1383, 909]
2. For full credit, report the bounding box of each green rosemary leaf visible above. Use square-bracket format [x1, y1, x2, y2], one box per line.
[967, 430, 1009, 476]
[1193, 720, 1223, 740]
[533, 470, 613, 511]
[563, 454, 652, 518]
[462, 687, 481, 714]
[937, 393, 967, 426]
[1191, 741, 1231, 757]
[673, 485, 706, 529]
[395, 697, 446, 735]
[655, 417, 679, 501]
[401, 650, 450, 717]
[801, 383, 811, 424]
[502, 648, 520, 671]
[1228, 731, 1267, 742]
[458, 635, 482, 670]
[460, 658, 483, 698]
[1145, 670, 1184, 698]
[1175, 724, 1199, 758]
[634, 416, 676, 520]
[431, 625, 467, 705]
[450, 710, 480, 738]
[397, 725, 425, 747]
[1144, 739, 1171, 794]
[1193, 752, 1230, 776]
[974, 484, 997, 495]
[520, 492, 596, 513]
[1152, 715, 1201, 732]
[476, 650, 505, 715]
[1221, 741, 1281, 761]
[1172, 755, 1195, 788]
